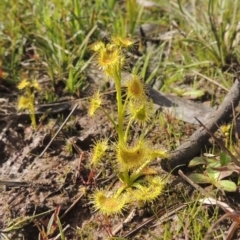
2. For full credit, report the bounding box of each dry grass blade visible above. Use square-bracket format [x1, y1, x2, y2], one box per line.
[193, 71, 229, 92]
[199, 197, 235, 213]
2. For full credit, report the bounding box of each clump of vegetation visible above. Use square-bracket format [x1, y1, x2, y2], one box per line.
[88, 37, 168, 215]
[188, 154, 237, 192]
[188, 123, 238, 193]
[17, 78, 41, 130]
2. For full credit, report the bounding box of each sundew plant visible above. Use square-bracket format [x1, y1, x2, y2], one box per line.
[89, 37, 168, 215]
[17, 79, 41, 130]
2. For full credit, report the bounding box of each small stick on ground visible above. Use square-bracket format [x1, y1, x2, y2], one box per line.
[39, 103, 78, 158]
[112, 208, 136, 236]
[178, 169, 207, 196]
[60, 189, 86, 219]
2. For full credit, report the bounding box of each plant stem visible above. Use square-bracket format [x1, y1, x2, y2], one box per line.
[113, 67, 124, 144]
[100, 107, 118, 131]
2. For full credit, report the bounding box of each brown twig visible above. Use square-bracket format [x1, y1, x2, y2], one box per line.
[161, 78, 240, 172]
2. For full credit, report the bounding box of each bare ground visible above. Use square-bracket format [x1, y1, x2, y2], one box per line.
[1, 67, 240, 239]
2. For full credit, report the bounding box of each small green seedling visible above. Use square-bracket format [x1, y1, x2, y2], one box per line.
[188, 152, 237, 192]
